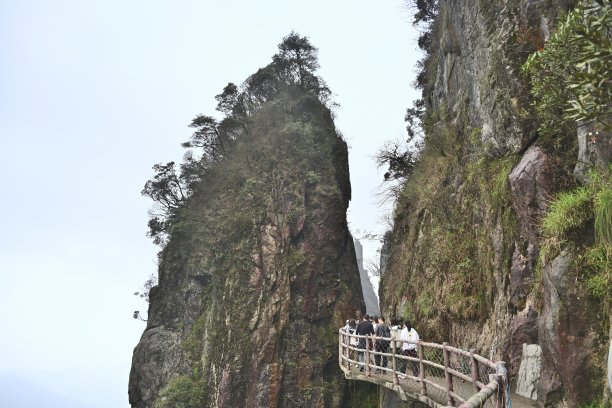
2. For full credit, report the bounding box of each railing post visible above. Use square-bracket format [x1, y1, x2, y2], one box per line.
[365, 335, 371, 376]
[496, 361, 507, 408]
[418, 343, 426, 396]
[470, 348, 479, 393]
[344, 333, 351, 370]
[391, 335, 398, 384]
[349, 333, 354, 370]
[443, 342, 454, 406]
[339, 330, 343, 368]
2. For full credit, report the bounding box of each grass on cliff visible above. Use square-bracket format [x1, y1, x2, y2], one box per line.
[383, 103, 519, 336]
[594, 186, 612, 243]
[538, 168, 612, 300]
[541, 187, 593, 237]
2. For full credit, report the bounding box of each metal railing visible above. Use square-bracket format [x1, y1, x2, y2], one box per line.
[338, 329, 509, 408]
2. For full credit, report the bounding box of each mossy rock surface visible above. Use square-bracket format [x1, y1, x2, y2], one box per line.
[130, 90, 365, 408]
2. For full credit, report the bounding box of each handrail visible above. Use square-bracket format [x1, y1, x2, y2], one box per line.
[338, 329, 508, 408]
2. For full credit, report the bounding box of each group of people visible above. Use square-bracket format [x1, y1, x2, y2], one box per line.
[342, 313, 420, 376]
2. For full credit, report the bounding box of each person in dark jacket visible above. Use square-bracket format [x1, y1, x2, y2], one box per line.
[374, 316, 391, 373]
[356, 313, 374, 371]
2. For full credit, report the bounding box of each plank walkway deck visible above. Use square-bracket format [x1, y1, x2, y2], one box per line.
[341, 367, 537, 408]
[339, 330, 534, 408]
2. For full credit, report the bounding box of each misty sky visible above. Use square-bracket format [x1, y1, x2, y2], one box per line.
[0, 1, 420, 406]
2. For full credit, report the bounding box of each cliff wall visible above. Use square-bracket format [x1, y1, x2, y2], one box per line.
[129, 90, 364, 407]
[379, 0, 610, 406]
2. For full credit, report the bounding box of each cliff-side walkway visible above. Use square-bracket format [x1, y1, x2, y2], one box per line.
[338, 330, 536, 408]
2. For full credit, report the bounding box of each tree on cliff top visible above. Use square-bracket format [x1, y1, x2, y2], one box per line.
[273, 31, 330, 99]
[407, 0, 438, 25]
[275, 31, 319, 82]
[142, 32, 332, 246]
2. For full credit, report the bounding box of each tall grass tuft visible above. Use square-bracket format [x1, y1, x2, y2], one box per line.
[541, 187, 592, 238]
[594, 187, 612, 244]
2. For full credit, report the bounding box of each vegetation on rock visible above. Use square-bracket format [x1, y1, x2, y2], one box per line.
[539, 168, 611, 300]
[522, 0, 611, 142]
[526, 0, 611, 313]
[154, 376, 206, 408]
[131, 32, 363, 408]
[378, 0, 610, 404]
[142, 31, 333, 247]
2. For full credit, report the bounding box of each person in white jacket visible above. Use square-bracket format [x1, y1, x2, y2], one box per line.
[399, 320, 420, 376]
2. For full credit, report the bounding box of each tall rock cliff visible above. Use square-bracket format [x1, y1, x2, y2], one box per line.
[379, 0, 610, 406]
[354, 239, 381, 316]
[129, 34, 364, 408]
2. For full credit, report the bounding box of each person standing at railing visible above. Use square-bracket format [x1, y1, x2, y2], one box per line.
[346, 319, 358, 365]
[400, 320, 420, 377]
[374, 316, 391, 373]
[356, 313, 374, 371]
[390, 318, 402, 352]
[370, 316, 379, 366]
[342, 320, 351, 346]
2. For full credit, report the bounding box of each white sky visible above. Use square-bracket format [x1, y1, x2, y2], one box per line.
[0, 1, 420, 406]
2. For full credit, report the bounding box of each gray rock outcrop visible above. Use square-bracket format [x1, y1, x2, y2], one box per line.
[516, 343, 541, 400]
[538, 249, 602, 406]
[508, 146, 557, 312]
[574, 120, 612, 184]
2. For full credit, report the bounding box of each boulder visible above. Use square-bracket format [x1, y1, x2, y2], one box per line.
[538, 248, 600, 406]
[574, 121, 612, 184]
[515, 343, 541, 400]
[504, 304, 538, 377]
[509, 146, 555, 243]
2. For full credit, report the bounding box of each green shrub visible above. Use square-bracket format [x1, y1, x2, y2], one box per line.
[522, 0, 612, 142]
[154, 376, 206, 408]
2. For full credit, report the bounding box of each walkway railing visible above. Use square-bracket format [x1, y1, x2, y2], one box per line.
[338, 329, 509, 408]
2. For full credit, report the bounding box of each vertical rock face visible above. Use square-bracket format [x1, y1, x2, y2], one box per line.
[608, 337, 612, 399]
[354, 239, 380, 316]
[538, 249, 604, 406]
[509, 147, 555, 244]
[575, 121, 612, 184]
[379, 0, 609, 406]
[508, 146, 557, 311]
[129, 92, 364, 407]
